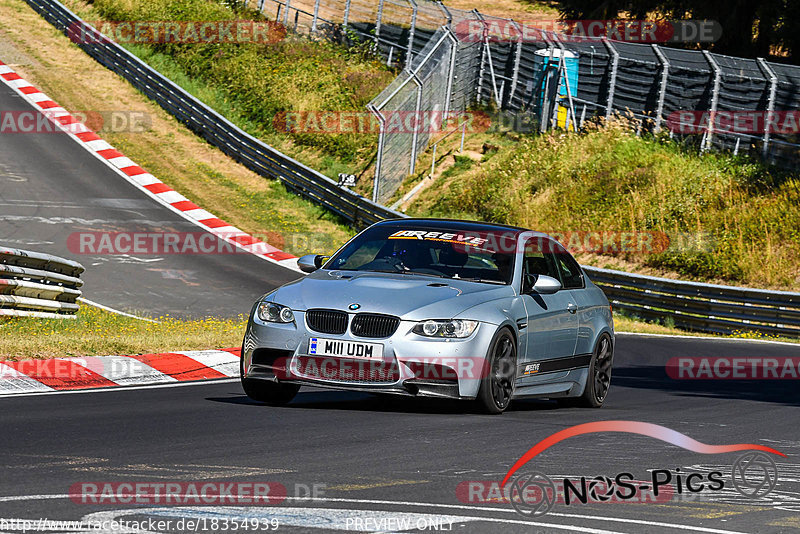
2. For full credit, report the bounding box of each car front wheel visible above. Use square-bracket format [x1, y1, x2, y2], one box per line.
[476, 328, 517, 414]
[240, 348, 300, 405]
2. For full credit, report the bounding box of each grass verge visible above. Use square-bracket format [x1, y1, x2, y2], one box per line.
[0, 306, 246, 359]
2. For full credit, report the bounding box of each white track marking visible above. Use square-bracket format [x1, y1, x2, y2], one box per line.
[0, 378, 239, 398]
[616, 331, 799, 346]
[83, 139, 113, 151]
[0, 495, 753, 534]
[77, 297, 157, 322]
[86, 506, 626, 534]
[0, 364, 53, 394]
[61, 356, 177, 386]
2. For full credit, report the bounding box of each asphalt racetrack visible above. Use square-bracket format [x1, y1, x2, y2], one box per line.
[0, 82, 299, 318]
[0, 335, 798, 533]
[1, 49, 799, 534]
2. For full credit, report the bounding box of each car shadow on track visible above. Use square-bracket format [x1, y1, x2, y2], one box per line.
[207, 390, 562, 414]
[613, 365, 800, 406]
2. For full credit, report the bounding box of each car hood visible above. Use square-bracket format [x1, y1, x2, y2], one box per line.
[269, 270, 515, 321]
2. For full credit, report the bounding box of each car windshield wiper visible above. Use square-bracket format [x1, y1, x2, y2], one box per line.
[450, 276, 507, 285]
[361, 269, 448, 278]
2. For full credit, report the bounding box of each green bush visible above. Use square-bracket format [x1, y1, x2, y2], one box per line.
[90, 0, 393, 163]
[415, 123, 800, 288]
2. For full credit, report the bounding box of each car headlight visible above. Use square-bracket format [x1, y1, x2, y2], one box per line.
[257, 301, 295, 323]
[413, 319, 479, 338]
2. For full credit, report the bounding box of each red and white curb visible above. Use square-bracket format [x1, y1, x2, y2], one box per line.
[0, 59, 300, 272]
[0, 348, 241, 395]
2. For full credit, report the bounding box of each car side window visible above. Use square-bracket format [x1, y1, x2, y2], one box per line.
[552, 244, 584, 289]
[521, 238, 561, 291]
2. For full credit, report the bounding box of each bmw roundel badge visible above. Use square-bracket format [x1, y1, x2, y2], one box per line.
[348, 303, 361, 310]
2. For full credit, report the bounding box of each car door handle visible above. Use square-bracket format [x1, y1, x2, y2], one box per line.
[567, 303, 577, 314]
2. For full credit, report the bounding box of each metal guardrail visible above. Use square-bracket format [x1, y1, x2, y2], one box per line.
[583, 266, 800, 338]
[22, 0, 800, 338]
[23, 0, 404, 228]
[0, 246, 84, 318]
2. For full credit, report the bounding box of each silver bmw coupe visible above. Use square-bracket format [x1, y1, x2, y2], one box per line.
[241, 218, 614, 413]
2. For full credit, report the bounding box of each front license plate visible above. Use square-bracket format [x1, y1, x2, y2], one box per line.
[308, 338, 383, 359]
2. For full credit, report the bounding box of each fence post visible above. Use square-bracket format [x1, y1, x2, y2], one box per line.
[283, 0, 291, 26]
[443, 27, 458, 117]
[602, 38, 619, 120]
[257, 0, 265, 12]
[406, 0, 417, 68]
[757, 58, 778, 159]
[437, 1, 452, 25]
[701, 50, 721, 153]
[368, 104, 387, 203]
[507, 20, 523, 108]
[311, 0, 321, 33]
[651, 44, 670, 133]
[343, 0, 351, 29]
[474, 11, 487, 104]
[375, 0, 384, 46]
[409, 72, 423, 175]
[539, 43, 555, 133]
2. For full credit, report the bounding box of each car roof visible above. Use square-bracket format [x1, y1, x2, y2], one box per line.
[375, 217, 532, 235]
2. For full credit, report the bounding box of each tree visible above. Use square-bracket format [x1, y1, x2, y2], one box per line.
[555, 0, 796, 61]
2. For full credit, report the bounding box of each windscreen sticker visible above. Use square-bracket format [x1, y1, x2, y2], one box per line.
[388, 230, 488, 247]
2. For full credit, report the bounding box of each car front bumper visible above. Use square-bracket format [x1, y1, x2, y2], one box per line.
[242, 311, 499, 399]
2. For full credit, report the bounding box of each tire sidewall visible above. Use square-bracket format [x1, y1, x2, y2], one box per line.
[586, 333, 613, 407]
[477, 328, 517, 414]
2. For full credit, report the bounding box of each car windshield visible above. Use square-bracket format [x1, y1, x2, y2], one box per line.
[325, 225, 517, 284]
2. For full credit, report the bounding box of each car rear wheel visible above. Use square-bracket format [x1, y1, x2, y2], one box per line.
[476, 328, 516, 414]
[240, 347, 300, 405]
[562, 333, 613, 408]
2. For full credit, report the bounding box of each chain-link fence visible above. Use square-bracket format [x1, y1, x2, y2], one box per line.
[367, 27, 456, 203]
[255, 0, 800, 202]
